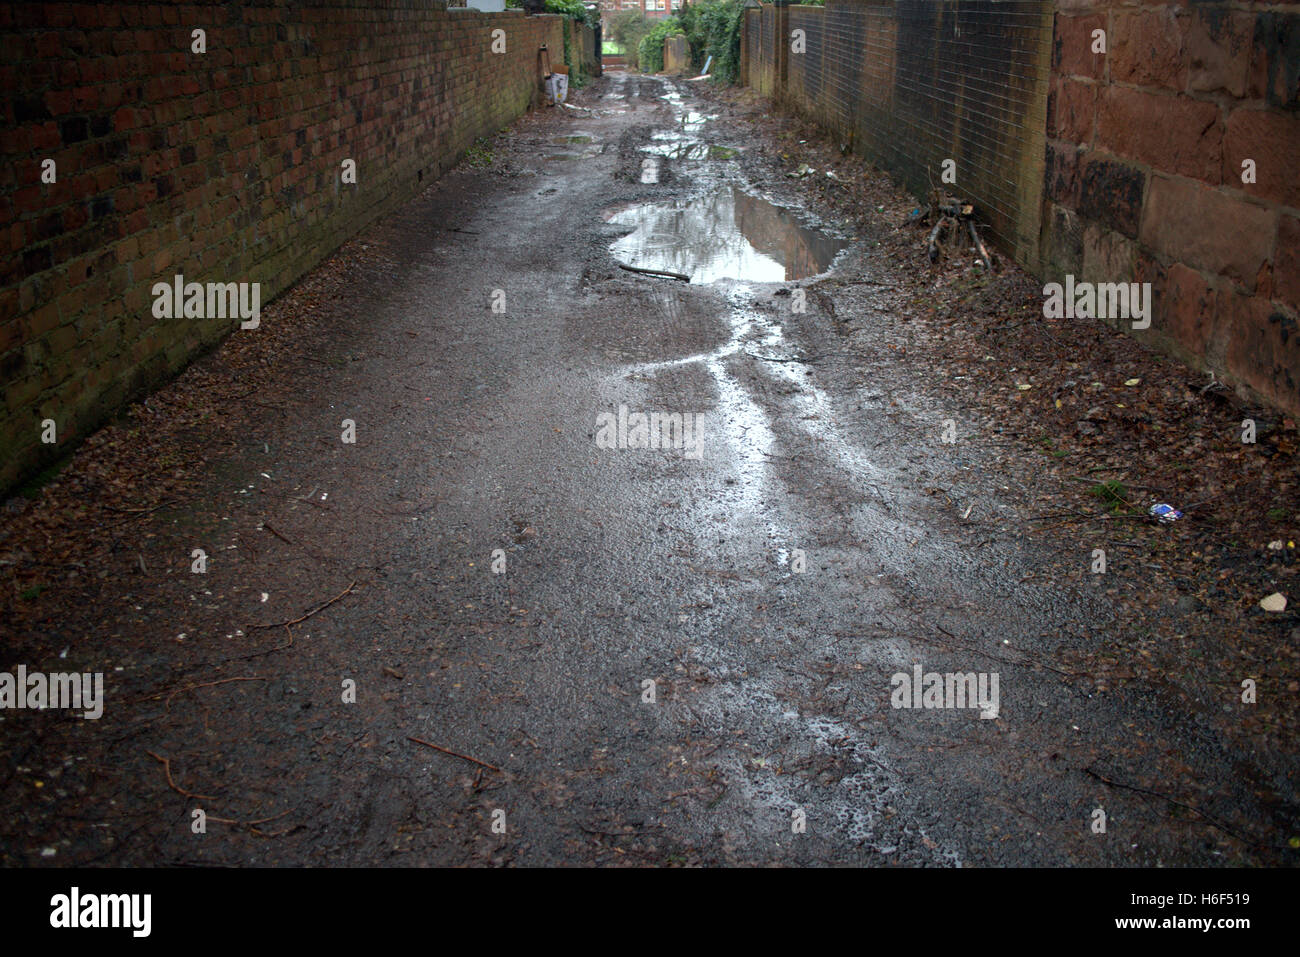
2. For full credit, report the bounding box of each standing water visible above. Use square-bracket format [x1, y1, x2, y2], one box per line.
[607, 187, 848, 283]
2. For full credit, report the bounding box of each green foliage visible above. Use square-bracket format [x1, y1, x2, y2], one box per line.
[1089, 480, 1132, 514]
[464, 138, 494, 169]
[552, 7, 594, 88]
[607, 10, 653, 58]
[678, 0, 745, 84]
[544, 0, 597, 28]
[637, 16, 684, 75]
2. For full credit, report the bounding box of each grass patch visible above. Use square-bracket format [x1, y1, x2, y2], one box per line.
[1089, 479, 1133, 514]
[1037, 435, 1069, 459]
[464, 138, 494, 169]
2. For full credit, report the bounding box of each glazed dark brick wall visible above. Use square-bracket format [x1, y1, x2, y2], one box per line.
[752, 1, 1054, 268]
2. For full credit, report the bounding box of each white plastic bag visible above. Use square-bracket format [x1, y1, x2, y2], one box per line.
[546, 74, 568, 106]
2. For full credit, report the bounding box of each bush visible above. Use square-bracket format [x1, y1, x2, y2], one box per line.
[543, 0, 597, 28]
[636, 16, 684, 75]
[679, 0, 745, 84]
[607, 11, 655, 70]
[506, 0, 597, 86]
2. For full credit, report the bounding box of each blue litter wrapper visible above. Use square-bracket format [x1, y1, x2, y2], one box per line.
[1149, 503, 1182, 523]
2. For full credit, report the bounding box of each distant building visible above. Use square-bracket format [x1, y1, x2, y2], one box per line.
[596, 0, 683, 19]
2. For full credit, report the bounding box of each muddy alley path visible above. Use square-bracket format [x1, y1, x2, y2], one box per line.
[2, 73, 1295, 866]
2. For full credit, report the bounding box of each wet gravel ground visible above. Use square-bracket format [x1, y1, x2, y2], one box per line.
[1, 74, 1295, 866]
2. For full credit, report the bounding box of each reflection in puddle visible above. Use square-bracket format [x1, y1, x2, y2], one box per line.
[640, 137, 739, 161]
[642, 139, 710, 160]
[608, 187, 847, 283]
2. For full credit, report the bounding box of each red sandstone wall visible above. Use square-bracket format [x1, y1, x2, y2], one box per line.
[1045, 0, 1300, 412]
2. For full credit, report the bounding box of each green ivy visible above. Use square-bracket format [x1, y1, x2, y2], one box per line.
[678, 0, 744, 84]
[543, 0, 597, 28]
[637, 16, 685, 75]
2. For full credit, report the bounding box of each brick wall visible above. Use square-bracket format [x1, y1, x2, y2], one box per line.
[1046, 0, 1300, 414]
[744, 0, 1300, 415]
[568, 20, 600, 80]
[0, 1, 565, 495]
[748, 1, 1055, 270]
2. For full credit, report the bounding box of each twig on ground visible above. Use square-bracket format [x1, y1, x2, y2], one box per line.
[135, 676, 267, 711]
[746, 352, 818, 364]
[1083, 766, 1259, 848]
[206, 808, 294, 828]
[618, 263, 690, 282]
[261, 522, 294, 545]
[407, 736, 502, 772]
[146, 750, 214, 801]
[248, 581, 357, 631]
[104, 500, 175, 516]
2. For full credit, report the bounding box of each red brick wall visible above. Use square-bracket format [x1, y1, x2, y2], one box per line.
[1046, 0, 1300, 413]
[0, 1, 565, 495]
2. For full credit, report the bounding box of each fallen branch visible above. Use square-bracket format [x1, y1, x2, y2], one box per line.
[967, 219, 994, 272]
[618, 263, 690, 282]
[408, 735, 502, 772]
[248, 581, 357, 631]
[927, 217, 949, 263]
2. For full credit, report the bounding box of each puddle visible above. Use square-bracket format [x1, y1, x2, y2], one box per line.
[641, 139, 711, 160]
[679, 110, 716, 133]
[640, 138, 739, 161]
[607, 187, 848, 283]
[640, 157, 661, 184]
[553, 135, 594, 145]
